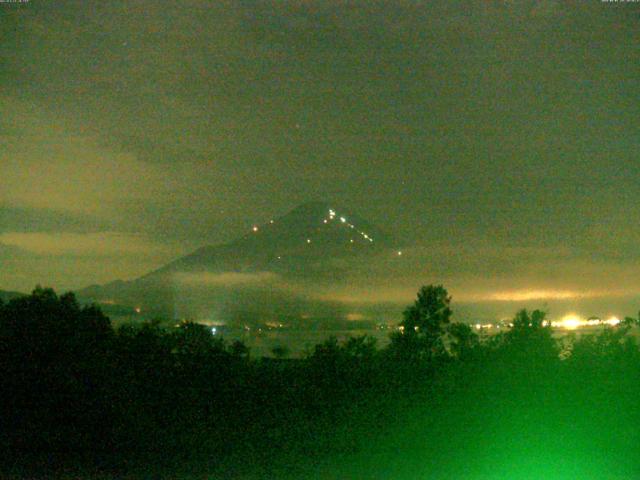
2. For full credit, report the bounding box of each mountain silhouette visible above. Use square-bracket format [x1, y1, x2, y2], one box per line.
[148, 201, 390, 277]
[79, 202, 398, 324]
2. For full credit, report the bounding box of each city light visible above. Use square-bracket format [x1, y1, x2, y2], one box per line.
[559, 314, 582, 330]
[606, 316, 621, 326]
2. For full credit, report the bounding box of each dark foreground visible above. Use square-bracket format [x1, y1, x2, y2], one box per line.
[1, 287, 640, 479]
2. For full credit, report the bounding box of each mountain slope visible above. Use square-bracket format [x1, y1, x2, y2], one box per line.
[78, 202, 399, 323]
[147, 201, 390, 278]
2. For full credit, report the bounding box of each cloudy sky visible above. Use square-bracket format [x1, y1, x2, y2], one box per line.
[1, 0, 639, 316]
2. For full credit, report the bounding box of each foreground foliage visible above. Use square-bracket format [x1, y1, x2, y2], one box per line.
[1, 286, 640, 479]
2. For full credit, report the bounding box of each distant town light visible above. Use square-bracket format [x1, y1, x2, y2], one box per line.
[560, 314, 582, 330]
[606, 316, 621, 326]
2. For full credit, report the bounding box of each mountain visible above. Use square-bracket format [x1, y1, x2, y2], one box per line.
[150, 201, 390, 277]
[78, 202, 400, 325]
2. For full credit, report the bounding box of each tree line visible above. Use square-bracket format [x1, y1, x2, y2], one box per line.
[1, 285, 640, 479]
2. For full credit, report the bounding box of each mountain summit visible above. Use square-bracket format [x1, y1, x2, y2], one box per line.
[79, 203, 398, 322]
[149, 201, 390, 277]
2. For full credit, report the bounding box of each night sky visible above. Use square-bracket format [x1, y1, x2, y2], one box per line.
[1, 1, 639, 318]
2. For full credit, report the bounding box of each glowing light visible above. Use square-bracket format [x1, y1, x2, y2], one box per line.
[559, 314, 582, 330]
[350, 225, 355, 229]
[606, 316, 620, 326]
[135, 307, 141, 314]
[340, 216, 346, 223]
[306, 238, 311, 244]
[323, 219, 328, 224]
[252, 226, 259, 232]
[211, 327, 217, 335]
[269, 220, 274, 224]
[350, 239, 354, 243]
[488, 289, 603, 302]
[397, 250, 402, 256]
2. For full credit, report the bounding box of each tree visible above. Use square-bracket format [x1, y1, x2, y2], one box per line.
[622, 312, 639, 327]
[389, 285, 452, 360]
[501, 309, 558, 364]
[447, 322, 479, 360]
[0, 287, 115, 454]
[343, 335, 377, 360]
[229, 339, 250, 358]
[171, 321, 227, 357]
[271, 345, 290, 359]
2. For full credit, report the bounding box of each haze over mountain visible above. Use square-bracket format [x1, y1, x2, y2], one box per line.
[79, 202, 404, 326]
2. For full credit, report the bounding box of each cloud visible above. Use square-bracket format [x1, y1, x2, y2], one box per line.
[0, 205, 113, 234]
[0, 231, 181, 258]
[175, 271, 280, 287]
[479, 289, 621, 302]
[0, 241, 28, 259]
[0, 96, 181, 220]
[530, 0, 561, 18]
